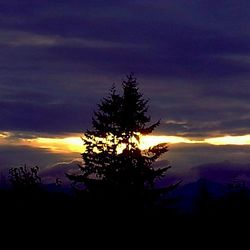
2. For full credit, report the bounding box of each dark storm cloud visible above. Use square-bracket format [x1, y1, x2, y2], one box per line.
[0, 0, 250, 137]
[0, 99, 93, 133]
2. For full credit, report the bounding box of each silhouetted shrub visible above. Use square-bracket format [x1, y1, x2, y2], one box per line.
[9, 165, 41, 191]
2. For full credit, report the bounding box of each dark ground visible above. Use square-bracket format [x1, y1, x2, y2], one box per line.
[1, 183, 250, 247]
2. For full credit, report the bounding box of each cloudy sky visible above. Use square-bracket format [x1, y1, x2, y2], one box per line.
[1, 0, 250, 178]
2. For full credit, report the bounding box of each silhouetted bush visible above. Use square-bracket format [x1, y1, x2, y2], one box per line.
[9, 165, 41, 191]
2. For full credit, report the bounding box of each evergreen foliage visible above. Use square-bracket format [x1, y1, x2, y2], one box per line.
[67, 74, 177, 203]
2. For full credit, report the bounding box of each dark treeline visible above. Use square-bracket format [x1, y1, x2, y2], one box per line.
[1, 170, 250, 245]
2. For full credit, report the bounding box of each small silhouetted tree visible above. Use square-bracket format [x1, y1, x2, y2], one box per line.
[194, 179, 214, 218]
[9, 165, 41, 191]
[67, 74, 179, 206]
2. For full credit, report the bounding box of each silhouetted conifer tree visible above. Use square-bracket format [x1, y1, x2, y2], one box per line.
[67, 74, 179, 206]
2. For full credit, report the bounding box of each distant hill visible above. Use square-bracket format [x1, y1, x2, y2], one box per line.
[191, 161, 250, 186]
[169, 178, 226, 213]
[40, 160, 82, 185]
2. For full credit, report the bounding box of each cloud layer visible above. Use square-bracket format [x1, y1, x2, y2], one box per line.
[0, 1, 250, 175]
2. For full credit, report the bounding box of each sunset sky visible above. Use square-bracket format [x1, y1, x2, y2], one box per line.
[1, 1, 250, 179]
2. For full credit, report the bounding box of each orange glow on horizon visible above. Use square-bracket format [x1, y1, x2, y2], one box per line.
[31, 135, 200, 153]
[32, 137, 84, 153]
[139, 135, 199, 150]
[29, 134, 250, 152]
[1, 132, 250, 153]
[205, 135, 250, 145]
